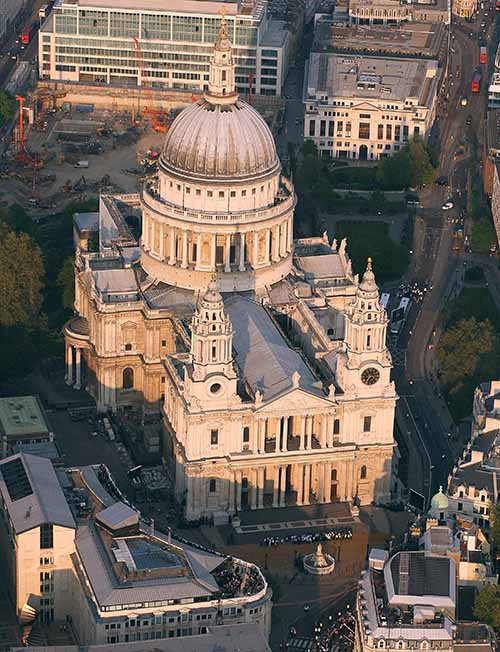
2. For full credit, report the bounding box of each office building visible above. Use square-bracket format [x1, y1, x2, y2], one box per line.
[0, 453, 272, 639]
[304, 53, 439, 159]
[39, 0, 290, 97]
[0, 396, 54, 458]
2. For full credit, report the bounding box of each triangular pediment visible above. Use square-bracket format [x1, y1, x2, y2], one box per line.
[352, 101, 380, 111]
[257, 387, 334, 414]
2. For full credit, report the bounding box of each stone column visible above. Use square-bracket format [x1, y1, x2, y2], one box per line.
[299, 416, 305, 451]
[257, 419, 266, 454]
[272, 225, 280, 261]
[195, 233, 202, 270]
[236, 470, 242, 512]
[250, 468, 257, 510]
[239, 232, 246, 271]
[265, 229, 271, 264]
[228, 471, 235, 514]
[253, 231, 259, 268]
[326, 415, 333, 448]
[296, 464, 304, 506]
[181, 230, 188, 268]
[168, 227, 176, 265]
[159, 223, 165, 259]
[279, 464, 287, 508]
[324, 462, 332, 502]
[66, 344, 73, 385]
[279, 222, 286, 257]
[281, 416, 288, 452]
[74, 348, 82, 390]
[306, 416, 313, 450]
[224, 234, 231, 272]
[210, 234, 217, 269]
[305, 465, 312, 504]
[318, 463, 325, 503]
[320, 415, 327, 448]
[258, 467, 265, 509]
[272, 466, 280, 508]
[287, 217, 293, 251]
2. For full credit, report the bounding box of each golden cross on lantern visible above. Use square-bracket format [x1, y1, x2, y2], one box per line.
[219, 6, 227, 39]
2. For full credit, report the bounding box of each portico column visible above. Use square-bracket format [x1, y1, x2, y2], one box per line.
[224, 234, 231, 272]
[181, 230, 188, 268]
[318, 463, 325, 503]
[159, 223, 165, 259]
[326, 415, 334, 448]
[306, 415, 313, 450]
[253, 231, 259, 268]
[210, 234, 217, 269]
[272, 225, 280, 261]
[320, 415, 327, 448]
[168, 227, 176, 265]
[299, 416, 305, 451]
[239, 232, 246, 271]
[279, 464, 287, 508]
[272, 466, 280, 508]
[250, 469, 257, 510]
[287, 217, 293, 251]
[74, 347, 82, 390]
[195, 233, 202, 270]
[296, 463, 304, 506]
[265, 229, 271, 264]
[258, 419, 266, 454]
[324, 463, 332, 503]
[281, 416, 288, 452]
[258, 468, 265, 509]
[228, 471, 235, 514]
[66, 344, 73, 385]
[303, 464, 311, 505]
[236, 470, 242, 511]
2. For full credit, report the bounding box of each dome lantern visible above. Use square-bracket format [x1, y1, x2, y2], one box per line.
[204, 9, 238, 105]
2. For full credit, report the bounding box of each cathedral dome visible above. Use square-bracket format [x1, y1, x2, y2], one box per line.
[431, 486, 449, 511]
[159, 15, 278, 182]
[160, 99, 279, 181]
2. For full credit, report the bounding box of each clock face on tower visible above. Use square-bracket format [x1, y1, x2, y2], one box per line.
[361, 367, 380, 386]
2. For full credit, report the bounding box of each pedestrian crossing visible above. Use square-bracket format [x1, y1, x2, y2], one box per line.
[287, 637, 314, 650]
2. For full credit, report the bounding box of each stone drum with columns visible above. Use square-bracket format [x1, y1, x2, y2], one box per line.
[64, 20, 398, 520]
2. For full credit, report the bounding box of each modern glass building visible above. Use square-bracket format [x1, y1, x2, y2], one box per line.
[39, 0, 290, 96]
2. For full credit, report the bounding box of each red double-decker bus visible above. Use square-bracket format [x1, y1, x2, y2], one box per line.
[471, 70, 482, 92]
[19, 22, 37, 47]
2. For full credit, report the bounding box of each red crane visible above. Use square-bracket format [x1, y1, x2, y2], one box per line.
[132, 38, 168, 132]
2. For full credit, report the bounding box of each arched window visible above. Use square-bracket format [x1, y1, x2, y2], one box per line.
[209, 479, 217, 493]
[360, 465, 367, 480]
[123, 367, 134, 389]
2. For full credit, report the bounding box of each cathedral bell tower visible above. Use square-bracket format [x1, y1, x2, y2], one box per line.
[336, 258, 392, 393]
[187, 278, 238, 406]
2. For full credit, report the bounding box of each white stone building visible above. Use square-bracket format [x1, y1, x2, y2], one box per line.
[65, 24, 397, 522]
[304, 53, 439, 160]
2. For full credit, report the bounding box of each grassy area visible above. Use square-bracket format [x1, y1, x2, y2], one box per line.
[332, 221, 409, 282]
[471, 219, 496, 255]
[447, 287, 500, 331]
[330, 166, 379, 190]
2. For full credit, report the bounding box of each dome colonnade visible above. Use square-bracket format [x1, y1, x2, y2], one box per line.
[139, 13, 295, 292]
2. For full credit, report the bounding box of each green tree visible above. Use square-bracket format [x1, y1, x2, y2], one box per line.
[471, 218, 496, 255]
[435, 317, 496, 388]
[490, 503, 500, 553]
[0, 90, 16, 125]
[0, 222, 45, 327]
[474, 584, 500, 629]
[0, 325, 39, 383]
[57, 256, 75, 311]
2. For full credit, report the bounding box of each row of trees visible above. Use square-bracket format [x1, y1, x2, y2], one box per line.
[0, 200, 94, 386]
[0, 90, 16, 126]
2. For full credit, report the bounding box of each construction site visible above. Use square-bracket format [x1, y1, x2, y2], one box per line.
[0, 65, 282, 218]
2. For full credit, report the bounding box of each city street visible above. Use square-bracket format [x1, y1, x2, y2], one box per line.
[396, 7, 496, 499]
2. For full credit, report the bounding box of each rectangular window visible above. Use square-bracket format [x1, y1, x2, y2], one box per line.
[345, 122, 351, 134]
[243, 426, 250, 443]
[320, 120, 326, 137]
[210, 429, 219, 445]
[308, 120, 315, 137]
[337, 121, 343, 133]
[363, 416, 372, 432]
[386, 124, 392, 140]
[377, 124, 384, 140]
[359, 114, 371, 119]
[395, 125, 401, 141]
[403, 125, 409, 141]
[40, 523, 53, 549]
[358, 123, 370, 139]
[333, 419, 340, 435]
[414, 126, 420, 137]
[328, 121, 334, 137]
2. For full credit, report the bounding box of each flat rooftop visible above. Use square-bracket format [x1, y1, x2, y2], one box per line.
[306, 52, 437, 104]
[314, 20, 447, 60]
[0, 396, 50, 438]
[58, 0, 260, 19]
